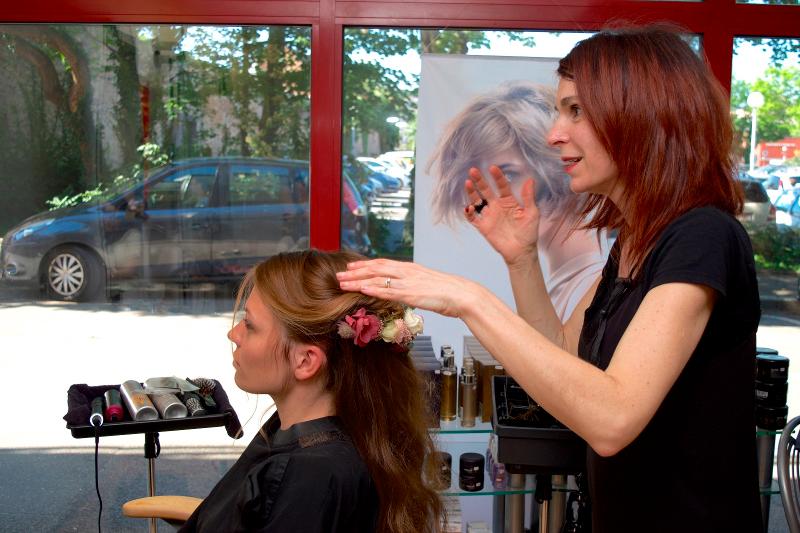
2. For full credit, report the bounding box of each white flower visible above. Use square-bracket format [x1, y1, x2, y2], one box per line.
[380, 319, 400, 343]
[403, 308, 424, 335]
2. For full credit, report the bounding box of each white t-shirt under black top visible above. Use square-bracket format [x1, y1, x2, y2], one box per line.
[578, 207, 762, 532]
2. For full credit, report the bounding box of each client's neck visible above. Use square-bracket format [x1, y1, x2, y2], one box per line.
[275, 385, 336, 430]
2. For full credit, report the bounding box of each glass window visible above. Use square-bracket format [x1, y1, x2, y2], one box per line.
[731, 36, 800, 272]
[229, 164, 294, 206]
[148, 166, 218, 210]
[0, 24, 311, 455]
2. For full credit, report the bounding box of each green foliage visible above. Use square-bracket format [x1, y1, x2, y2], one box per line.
[731, 66, 800, 163]
[45, 143, 170, 210]
[750, 225, 800, 273]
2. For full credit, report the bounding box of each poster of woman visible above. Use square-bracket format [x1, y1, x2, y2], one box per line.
[414, 54, 610, 355]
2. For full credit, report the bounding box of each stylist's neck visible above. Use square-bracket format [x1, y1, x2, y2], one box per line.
[275, 384, 335, 430]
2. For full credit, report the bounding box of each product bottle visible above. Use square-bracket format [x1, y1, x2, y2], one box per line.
[461, 356, 477, 427]
[440, 368, 457, 421]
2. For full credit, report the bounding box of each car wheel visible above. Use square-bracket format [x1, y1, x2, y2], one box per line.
[44, 246, 105, 302]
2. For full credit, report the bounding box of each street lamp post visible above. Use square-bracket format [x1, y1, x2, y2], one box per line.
[748, 91, 765, 171]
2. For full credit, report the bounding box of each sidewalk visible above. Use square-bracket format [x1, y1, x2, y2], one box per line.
[758, 270, 800, 315]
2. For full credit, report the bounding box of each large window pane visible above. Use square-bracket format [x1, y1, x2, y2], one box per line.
[0, 24, 311, 300]
[0, 24, 311, 454]
[731, 36, 800, 270]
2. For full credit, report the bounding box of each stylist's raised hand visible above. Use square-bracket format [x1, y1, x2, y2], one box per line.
[336, 259, 483, 318]
[465, 165, 540, 268]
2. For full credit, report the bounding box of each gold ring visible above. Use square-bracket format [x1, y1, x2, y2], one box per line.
[384, 277, 391, 288]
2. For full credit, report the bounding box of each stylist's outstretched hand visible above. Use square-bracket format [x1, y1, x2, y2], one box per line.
[465, 165, 540, 267]
[337, 259, 483, 318]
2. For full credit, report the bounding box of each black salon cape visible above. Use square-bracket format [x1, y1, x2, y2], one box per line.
[180, 415, 378, 532]
[578, 207, 762, 532]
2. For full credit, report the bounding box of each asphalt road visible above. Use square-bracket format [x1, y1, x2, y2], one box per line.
[0, 289, 797, 532]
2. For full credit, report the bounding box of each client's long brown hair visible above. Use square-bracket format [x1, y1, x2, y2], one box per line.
[236, 249, 444, 533]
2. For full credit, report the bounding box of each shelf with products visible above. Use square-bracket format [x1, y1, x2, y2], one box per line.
[431, 432, 573, 498]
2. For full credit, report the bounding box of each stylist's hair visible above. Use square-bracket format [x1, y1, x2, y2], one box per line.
[428, 80, 575, 225]
[237, 250, 443, 533]
[558, 24, 743, 275]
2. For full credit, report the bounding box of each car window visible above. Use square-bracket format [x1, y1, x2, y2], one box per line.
[147, 166, 218, 210]
[741, 181, 769, 203]
[229, 164, 294, 206]
[181, 173, 217, 208]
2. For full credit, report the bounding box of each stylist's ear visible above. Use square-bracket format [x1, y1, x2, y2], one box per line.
[292, 345, 328, 382]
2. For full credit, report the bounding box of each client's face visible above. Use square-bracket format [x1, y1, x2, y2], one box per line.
[227, 289, 292, 396]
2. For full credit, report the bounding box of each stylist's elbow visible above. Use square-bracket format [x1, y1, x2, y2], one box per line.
[588, 411, 642, 458]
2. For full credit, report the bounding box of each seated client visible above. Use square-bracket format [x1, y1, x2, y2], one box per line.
[180, 250, 443, 533]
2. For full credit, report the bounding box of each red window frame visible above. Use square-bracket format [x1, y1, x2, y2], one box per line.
[4, 0, 799, 250]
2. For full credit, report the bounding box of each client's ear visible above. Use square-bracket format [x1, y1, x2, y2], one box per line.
[291, 344, 328, 382]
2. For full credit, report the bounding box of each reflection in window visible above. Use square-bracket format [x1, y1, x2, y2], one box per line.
[731, 36, 800, 270]
[0, 24, 311, 305]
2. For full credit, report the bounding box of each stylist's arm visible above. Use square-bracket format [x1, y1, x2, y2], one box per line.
[336, 258, 712, 458]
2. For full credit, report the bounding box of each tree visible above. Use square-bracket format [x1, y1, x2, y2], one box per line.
[731, 66, 800, 164]
[343, 29, 537, 155]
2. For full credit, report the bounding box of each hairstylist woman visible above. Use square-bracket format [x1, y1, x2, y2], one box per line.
[338, 25, 762, 532]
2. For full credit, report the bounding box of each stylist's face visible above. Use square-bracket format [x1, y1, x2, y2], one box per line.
[548, 79, 621, 202]
[227, 290, 291, 396]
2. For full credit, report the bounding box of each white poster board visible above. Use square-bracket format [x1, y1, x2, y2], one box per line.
[414, 54, 560, 361]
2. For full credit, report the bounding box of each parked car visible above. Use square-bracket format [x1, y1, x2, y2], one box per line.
[774, 188, 800, 228]
[341, 172, 373, 256]
[357, 156, 410, 188]
[343, 158, 401, 195]
[737, 178, 776, 228]
[1, 157, 370, 301]
[377, 150, 414, 174]
[747, 164, 786, 181]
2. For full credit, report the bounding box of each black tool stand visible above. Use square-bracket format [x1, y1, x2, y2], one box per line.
[492, 376, 587, 533]
[68, 411, 233, 533]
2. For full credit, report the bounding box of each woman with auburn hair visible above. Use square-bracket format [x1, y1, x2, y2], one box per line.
[428, 80, 609, 321]
[338, 24, 761, 532]
[181, 250, 443, 533]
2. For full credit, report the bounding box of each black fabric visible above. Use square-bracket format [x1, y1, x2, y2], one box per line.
[577, 207, 762, 533]
[64, 381, 243, 438]
[179, 414, 378, 533]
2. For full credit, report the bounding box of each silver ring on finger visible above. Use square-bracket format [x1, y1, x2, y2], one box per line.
[384, 277, 392, 288]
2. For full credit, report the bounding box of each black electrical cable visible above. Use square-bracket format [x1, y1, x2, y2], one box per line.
[94, 425, 102, 533]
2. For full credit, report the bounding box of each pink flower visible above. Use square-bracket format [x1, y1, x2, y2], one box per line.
[345, 307, 381, 347]
[393, 320, 413, 345]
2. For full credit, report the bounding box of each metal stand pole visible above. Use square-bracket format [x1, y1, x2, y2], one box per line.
[492, 494, 505, 533]
[144, 432, 161, 533]
[548, 474, 566, 533]
[757, 430, 776, 533]
[535, 474, 552, 533]
[505, 473, 526, 533]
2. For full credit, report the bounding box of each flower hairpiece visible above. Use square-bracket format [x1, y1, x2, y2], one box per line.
[337, 307, 424, 348]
